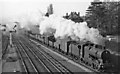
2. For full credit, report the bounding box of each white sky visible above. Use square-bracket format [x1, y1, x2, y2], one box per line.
[0, 0, 93, 16]
[0, 0, 119, 24]
[0, 0, 119, 16]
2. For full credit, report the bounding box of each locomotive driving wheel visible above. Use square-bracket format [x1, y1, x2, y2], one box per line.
[95, 64, 98, 69]
[92, 63, 95, 69]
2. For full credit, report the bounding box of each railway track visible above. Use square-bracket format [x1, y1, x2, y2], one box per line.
[29, 36, 115, 73]
[13, 36, 73, 73]
[23, 38, 73, 73]
[13, 39, 39, 73]
[29, 36, 120, 74]
[14, 38, 53, 73]
[29, 36, 97, 72]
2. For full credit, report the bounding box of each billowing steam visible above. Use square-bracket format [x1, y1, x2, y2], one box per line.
[39, 14, 105, 45]
[1, 4, 105, 45]
[1, 8, 44, 33]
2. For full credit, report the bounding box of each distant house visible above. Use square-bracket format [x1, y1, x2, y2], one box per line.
[63, 12, 84, 23]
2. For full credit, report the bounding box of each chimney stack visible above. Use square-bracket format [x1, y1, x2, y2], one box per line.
[66, 13, 68, 16]
[78, 12, 80, 16]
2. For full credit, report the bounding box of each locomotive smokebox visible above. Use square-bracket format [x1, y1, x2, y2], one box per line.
[89, 45, 110, 60]
[101, 50, 110, 62]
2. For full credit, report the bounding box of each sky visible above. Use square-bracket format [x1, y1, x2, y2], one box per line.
[0, 0, 119, 17]
[0, 0, 93, 16]
[0, 0, 119, 25]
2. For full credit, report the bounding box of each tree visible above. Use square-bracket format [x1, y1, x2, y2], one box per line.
[86, 2, 104, 28]
[86, 1, 120, 35]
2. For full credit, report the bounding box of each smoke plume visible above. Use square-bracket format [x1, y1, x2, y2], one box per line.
[39, 14, 105, 45]
[0, 2, 105, 45]
[1, 8, 44, 33]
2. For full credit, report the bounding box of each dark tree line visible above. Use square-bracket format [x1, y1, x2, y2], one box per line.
[85, 1, 120, 36]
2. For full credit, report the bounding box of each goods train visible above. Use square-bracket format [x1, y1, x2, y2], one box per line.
[26, 31, 113, 72]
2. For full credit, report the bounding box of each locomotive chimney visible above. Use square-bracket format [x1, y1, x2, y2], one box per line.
[78, 12, 80, 16]
[66, 13, 68, 16]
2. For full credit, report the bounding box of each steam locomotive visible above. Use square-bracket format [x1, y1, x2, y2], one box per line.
[27, 32, 112, 72]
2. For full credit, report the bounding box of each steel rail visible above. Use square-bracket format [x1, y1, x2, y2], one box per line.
[13, 38, 28, 73]
[18, 39, 53, 73]
[14, 44, 28, 73]
[16, 39, 38, 73]
[20, 40, 61, 73]
[30, 36, 99, 73]
[31, 43, 73, 73]
[19, 40, 52, 73]
[21, 37, 73, 74]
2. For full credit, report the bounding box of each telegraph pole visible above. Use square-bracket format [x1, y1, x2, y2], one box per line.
[9, 31, 13, 47]
[9, 24, 17, 47]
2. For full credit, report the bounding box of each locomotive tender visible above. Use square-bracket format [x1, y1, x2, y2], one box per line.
[27, 32, 112, 72]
